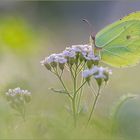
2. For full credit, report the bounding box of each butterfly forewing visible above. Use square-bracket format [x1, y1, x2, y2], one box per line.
[95, 12, 140, 67]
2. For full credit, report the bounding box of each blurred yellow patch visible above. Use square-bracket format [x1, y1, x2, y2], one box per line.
[0, 17, 38, 55]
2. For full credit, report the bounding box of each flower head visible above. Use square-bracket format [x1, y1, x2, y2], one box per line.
[6, 87, 31, 104]
[5, 87, 31, 120]
[63, 47, 76, 58]
[94, 67, 112, 80]
[82, 69, 92, 78]
[71, 45, 83, 53]
[46, 54, 57, 63]
[54, 53, 67, 64]
[82, 66, 112, 85]
[41, 44, 101, 71]
[6, 87, 31, 96]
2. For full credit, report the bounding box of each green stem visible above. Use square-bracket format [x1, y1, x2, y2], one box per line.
[15, 103, 26, 121]
[75, 80, 87, 94]
[53, 67, 72, 99]
[76, 62, 86, 114]
[77, 62, 86, 75]
[72, 68, 77, 127]
[87, 87, 101, 126]
[77, 78, 85, 114]
[57, 75, 73, 100]
[72, 96, 76, 127]
[69, 66, 75, 80]
[22, 104, 26, 122]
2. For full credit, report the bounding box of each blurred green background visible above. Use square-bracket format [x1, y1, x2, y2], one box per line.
[0, 1, 140, 139]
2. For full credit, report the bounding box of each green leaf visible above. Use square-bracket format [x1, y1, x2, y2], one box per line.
[110, 94, 136, 119]
[49, 88, 68, 94]
[95, 11, 140, 67]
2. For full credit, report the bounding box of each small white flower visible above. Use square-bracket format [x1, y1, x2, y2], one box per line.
[82, 69, 93, 78]
[94, 67, 112, 79]
[63, 48, 76, 58]
[40, 58, 47, 66]
[82, 70, 91, 78]
[41, 44, 101, 71]
[84, 52, 95, 60]
[82, 66, 98, 78]
[40, 53, 57, 66]
[90, 66, 99, 74]
[71, 44, 92, 54]
[55, 53, 67, 64]
[108, 69, 112, 75]
[23, 90, 31, 95]
[71, 45, 83, 52]
[79, 45, 94, 60]
[71, 44, 95, 61]
[82, 66, 112, 80]
[94, 72, 106, 79]
[82, 45, 92, 52]
[14, 87, 21, 94]
[41, 53, 67, 66]
[47, 54, 57, 63]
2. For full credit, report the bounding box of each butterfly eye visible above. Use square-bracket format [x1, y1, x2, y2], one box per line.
[91, 35, 95, 41]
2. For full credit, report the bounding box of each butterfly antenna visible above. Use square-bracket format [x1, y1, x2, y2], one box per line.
[82, 19, 97, 55]
[82, 19, 95, 41]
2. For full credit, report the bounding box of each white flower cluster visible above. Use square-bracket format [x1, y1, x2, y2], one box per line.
[82, 66, 112, 82]
[40, 53, 67, 65]
[6, 87, 31, 97]
[40, 44, 100, 70]
[6, 87, 31, 104]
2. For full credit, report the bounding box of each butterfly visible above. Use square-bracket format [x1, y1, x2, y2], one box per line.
[93, 11, 140, 68]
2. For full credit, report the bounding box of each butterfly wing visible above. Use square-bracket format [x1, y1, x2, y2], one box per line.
[95, 12, 140, 67]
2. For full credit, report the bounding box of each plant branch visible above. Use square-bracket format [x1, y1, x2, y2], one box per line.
[57, 75, 73, 100]
[77, 62, 86, 75]
[87, 86, 101, 126]
[72, 64, 78, 127]
[75, 80, 87, 94]
[53, 68, 73, 100]
[77, 77, 85, 114]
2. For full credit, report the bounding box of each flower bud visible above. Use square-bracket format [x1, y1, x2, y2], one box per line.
[50, 62, 57, 68]
[104, 72, 109, 82]
[44, 63, 51, 71]
[59, 63, 65, 71]
[96, 78, 103, 87]
[67, 57, 75, 66]
[76, 52, 80, 60]
[79, 54, 85, 62]
[87, 60, 94, 69]
[93, 60, 99, 65]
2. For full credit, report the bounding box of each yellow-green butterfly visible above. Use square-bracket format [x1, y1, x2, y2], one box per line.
[94, 11, 140, 68]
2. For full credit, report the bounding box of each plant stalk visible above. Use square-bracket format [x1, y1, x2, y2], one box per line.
[87, 87, 101, 126]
